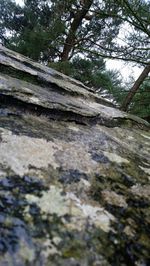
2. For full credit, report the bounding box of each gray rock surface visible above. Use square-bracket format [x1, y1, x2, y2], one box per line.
[0, 46, 150, 266]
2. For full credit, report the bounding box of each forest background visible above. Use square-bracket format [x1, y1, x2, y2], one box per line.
[0, 0, 149, 121]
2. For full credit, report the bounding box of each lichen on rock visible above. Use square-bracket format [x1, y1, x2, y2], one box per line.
[0, 46, 150, 266]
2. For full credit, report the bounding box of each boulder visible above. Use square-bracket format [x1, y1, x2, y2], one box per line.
[0, 45, 150, 266]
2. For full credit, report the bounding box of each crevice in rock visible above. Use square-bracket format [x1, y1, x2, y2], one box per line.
[0, 50, 91, 89]
[0, 93, 122, 128]
[1, 94, 148, 129]
[0, 64, 89, 98]
[0, 65, 65, 93]
[0, 64, 39, 85]
[0, 59, 116, 107]
[0, 94, 93, 126]
[0, 93, 149, 129]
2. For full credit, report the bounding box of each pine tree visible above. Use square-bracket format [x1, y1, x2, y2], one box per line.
[0, 0, 149, 119]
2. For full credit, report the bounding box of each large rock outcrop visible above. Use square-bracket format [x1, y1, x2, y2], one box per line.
[0, 45, 150, 266]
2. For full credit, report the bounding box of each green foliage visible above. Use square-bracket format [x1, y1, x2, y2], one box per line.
[129, 78, 150, 121]
[112, 0, 150, 65]
[0, 0, 67, 60]
[0, 0, 122, 62]
[0, 0, 149, 119]
[49, 57, 124, 104]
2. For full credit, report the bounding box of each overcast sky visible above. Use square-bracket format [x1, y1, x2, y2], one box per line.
[15, 0, 142, 83]
[106, 59, 142, 83]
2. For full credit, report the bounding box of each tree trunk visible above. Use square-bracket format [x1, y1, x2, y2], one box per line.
[61, 0, 93, 62]
[121, 64, 150, 112]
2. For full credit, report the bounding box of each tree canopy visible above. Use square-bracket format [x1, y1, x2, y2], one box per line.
[0, 0, 123, 61]
[0, 0, 149, 120]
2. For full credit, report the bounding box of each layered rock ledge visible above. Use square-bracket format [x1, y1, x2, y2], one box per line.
[0, 45, 150, 266]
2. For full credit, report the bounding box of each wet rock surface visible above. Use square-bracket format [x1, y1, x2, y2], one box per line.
[0, 46, 150, 266]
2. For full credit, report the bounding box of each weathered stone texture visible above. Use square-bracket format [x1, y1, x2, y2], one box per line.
[0, 46, 150, 266]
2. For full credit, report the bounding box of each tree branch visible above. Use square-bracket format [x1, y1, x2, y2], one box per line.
[80, 47, 149, 65]
[61, 0, 93, 61]
[121, 63, 150, 111]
